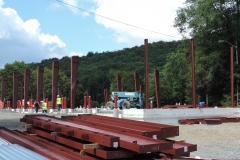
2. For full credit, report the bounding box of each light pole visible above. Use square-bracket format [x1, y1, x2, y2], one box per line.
[218, 40, 238, 106]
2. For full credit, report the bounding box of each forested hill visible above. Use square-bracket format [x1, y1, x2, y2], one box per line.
[28, 40, 180, 105]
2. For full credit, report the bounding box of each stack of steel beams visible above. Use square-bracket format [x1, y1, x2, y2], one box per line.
[1, 114, 198, 159]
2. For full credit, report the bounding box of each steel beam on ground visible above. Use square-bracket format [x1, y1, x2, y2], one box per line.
[61, 115, 161, 138]
[77, 114, 179, 138]
[21, 115, 120, 148]
[0, 127, 83, 160]
[13, 129, 96, 160]
[71, 56, 79, 109]
[24, 69, 31, 109]
[1, 76, 7, 102]
[37, 66, 44, 102]
[21, 115, 172, 153]
[27, 128, 134, 159]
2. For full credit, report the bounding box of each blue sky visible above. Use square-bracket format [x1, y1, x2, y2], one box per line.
[0, 0, 185, 68]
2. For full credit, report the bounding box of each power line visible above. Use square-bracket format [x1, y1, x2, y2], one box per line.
[50, 0, 181, 39]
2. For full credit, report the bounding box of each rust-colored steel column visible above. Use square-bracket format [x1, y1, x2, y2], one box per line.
[116, 75, 122, 91]
[37, 66, 44, 103]
[86, 91, 89, 105]
[12, 72, 19, 109]
[230, 46, 235, 107]
[43, 90, 46, 100]
[88, 96, 91, 109]
[121, 87, 125, 91]
[20, 82, 23, 101]
[58, 88, 62, 97]
[114, 94, 118, 109]
[134, 72, 140, 92]
[154, 69, 160, 108]
[52, 61, 59, 109]
[140, 85, 144, 93]
[191, 39, 196, 108]
[144, 39, 149, 109]
[84, 96, 87, 109]
[1, 76, 7, 102]
[70, 56, 79, 109]
[24, 69, 31, 109]
[7, 101, 10, 109]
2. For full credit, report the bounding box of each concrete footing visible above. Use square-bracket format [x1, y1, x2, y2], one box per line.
[83, 108, 87, 114]
[68, 109, 73, 113]
[113, 109, 119, 118]
[28, 109, 33, 113]
[49, 109, 54, 113]
[87, 109, 92, 114]
[61, 109, 67, 114]
[122, 108, 240, 124]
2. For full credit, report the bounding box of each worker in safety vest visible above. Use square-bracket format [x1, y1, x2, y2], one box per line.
[56, 95, 62, 111]
[42, 100, 47, 113]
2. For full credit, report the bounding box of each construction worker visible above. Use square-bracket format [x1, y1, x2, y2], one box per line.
[56, 95, 62, 111]
[42, 100, 47, 113]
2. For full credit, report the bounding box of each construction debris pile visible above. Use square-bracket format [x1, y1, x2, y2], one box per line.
[0, 114, 198, 160]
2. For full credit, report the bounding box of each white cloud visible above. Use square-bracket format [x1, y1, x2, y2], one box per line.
[0, 0, 83, 68]
[92, 0, 185, 45]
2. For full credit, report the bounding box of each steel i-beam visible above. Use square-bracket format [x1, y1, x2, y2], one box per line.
[24, 69, 31, 109]
[154, 69, 160, 108]
[71, 56, 79, 109]
[116, 75, 122, 92]
[134, 72, 140, 92]
[144, 39, 149, 109]
[37, 66, 44, 102]
[52, 61, 59, 109]
[191, 39, 196, 108]
[1, 76, 7, 102]
[13, 72, 19, 109]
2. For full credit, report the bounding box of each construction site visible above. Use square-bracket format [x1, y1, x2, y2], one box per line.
[0, 39, 240, 160]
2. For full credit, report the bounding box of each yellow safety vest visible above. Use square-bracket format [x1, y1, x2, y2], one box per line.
[42, 102, 47, 110]
[56, 97, 62, 104]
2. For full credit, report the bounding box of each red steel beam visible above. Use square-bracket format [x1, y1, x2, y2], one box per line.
[78, 114, 179, 138]
[21, 115, 120, 148]
[140, 85, 144, 93]
[27, 128, 134, 159]
[116, 75, 122, 91]
[71, 56, 79, 109]
[13, 72, 19, 109]
[14, 129, 97, 160]
[0, 127, 83, 160]
[154, 69, 160, 108]
[134, 72, 140, 92]
[20, 82, 23, 101]
[21, 115, 172, 153]
[230, 46, 234, 107]
[37, 66, 44, 102]
[62, 115, 161, 138]
[1, 76, 7, 102]
[52, 61, 59, 109]
[144, 39, 149, 109]
[24, 69, 31, 109]
[191, 39, 196, 108]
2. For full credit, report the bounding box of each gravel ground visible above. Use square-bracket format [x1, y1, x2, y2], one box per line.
[0, 110, 240, 159]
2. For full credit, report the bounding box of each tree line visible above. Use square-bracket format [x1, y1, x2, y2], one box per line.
[0, 0, 239, 107]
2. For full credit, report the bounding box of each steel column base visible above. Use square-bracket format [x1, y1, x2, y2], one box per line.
[113, 109, 119, 118]
[16, 109, 20, 113]
[87, 109, 92, 114]
[83, 108, 87, 113]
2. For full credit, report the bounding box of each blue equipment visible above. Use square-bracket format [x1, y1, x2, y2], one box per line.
[106, 91, 145, 109]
